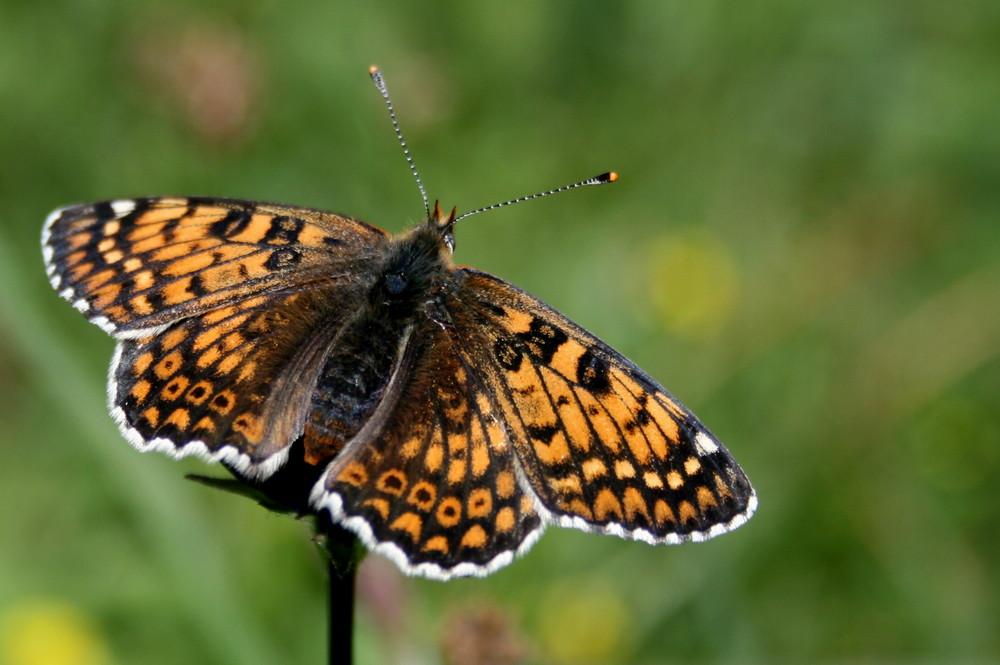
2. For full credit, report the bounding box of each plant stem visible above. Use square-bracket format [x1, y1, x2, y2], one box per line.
[324, 523, 359, 665]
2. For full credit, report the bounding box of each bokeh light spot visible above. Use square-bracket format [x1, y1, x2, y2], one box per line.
[0, 598, 110, 665]
[537, 580, 633, 664]
[646, 231, 739, 340]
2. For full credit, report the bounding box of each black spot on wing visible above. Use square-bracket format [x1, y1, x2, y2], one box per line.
[209, 209, 253, 238]
[264, 216, 304, 244]
[576, 348, 610, 394]
[516, 318, 568, 364]
[526, 423, 560, 443]
[188, 274, 208, 297]
[493, 338, 523, 370]
[264, 248, 303, 270]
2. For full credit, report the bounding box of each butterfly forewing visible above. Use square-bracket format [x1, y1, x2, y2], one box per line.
[450, 269, 756, 544]
[43, 197, 387, 338]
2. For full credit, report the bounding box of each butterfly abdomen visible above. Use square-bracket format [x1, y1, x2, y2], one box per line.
[301, 308, 410, 464]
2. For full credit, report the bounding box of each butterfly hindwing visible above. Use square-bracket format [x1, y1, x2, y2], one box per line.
[449, 268, 757, 544]
[312, 320, 545, 580]
[43, 197, 387, 338]
[111, 283, 378, 477]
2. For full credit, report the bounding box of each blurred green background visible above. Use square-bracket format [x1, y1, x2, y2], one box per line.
[2, 2, 998, 664]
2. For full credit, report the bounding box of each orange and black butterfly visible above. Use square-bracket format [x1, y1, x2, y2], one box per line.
[42, 68, 755, 580]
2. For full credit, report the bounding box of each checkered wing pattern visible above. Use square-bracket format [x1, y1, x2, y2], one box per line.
[449, 268, 756, 544]
[42, 197, 387, 338]
[313, 319, 545, 580]
[44, 196, 388, 476]
[111, 287, 374, 476]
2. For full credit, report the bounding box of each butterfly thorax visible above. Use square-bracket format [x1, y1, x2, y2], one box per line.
[301, 217, 455, 467]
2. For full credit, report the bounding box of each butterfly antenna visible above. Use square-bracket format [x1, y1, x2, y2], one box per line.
[369, 66, 430, 218]
[453, 171, 618, 224]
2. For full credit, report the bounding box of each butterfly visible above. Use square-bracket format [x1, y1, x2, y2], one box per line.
[41, 67, 755, 580]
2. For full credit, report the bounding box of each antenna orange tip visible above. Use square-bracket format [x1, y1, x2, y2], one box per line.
[608, 172, 619, 182]
[369, 65, 380, 75]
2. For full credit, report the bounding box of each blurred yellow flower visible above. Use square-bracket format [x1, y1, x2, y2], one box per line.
[537, 579, 633, 664]
[646, 231, 739, 340]
[1, 599, 110, 665]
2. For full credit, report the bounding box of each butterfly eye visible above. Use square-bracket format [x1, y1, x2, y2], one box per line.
[385, 272, 407, 295]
